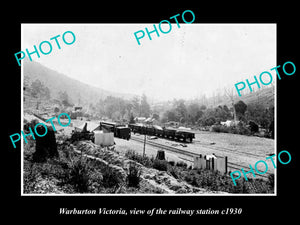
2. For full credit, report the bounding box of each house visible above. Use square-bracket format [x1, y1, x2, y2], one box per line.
[220, 120, 240, 127]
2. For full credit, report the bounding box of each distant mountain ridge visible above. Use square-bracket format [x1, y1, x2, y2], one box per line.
[23, 59, 136, 107]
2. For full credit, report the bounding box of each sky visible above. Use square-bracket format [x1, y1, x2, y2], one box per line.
[22, 23, 276, 101]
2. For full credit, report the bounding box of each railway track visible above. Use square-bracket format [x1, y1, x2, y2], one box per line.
[193, 140, 268, 159]
[130, 136, 272, 179]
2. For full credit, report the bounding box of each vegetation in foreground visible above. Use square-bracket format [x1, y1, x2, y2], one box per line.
[24, 137, 274, 194]
[125, 150, 274, 194]
[23, 138, 145, 194]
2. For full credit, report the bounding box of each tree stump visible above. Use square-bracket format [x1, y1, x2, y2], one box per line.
[156, 150, 165, 160]
[33, 126, 58, 162]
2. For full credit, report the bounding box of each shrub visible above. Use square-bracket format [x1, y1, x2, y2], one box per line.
[69, 157, 90, 193]
[168, 161, 175, 166]
[211, 124, 221, 133]
[23, 163, 41, 193]
[168, 166, 179, 179]
[23, 119, 39, 131]
[181, 168, 273, 194]
[267, 174, 274, 188]
[211, 123, 251, 136]
[153, 159, 168, 171]
[101, 165, 123, 189]
[127, 163, 141, 188]
[176, 161, 188, 168]
[248, 120, 259, 133]
[235, 123, 251, 135]
[125, 150, 154, 167]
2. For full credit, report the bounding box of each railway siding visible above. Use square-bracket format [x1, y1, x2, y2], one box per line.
[130, 133, 274, 180]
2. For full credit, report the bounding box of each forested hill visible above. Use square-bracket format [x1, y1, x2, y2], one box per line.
[204, 86, 275, 110]
[229, 87, 274, 108]
[23, 59, 135, 106]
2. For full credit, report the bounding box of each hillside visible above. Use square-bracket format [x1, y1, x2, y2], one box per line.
[234, 87, 274, 107]
[208, 86, 275, 109]
[23, 59, 136, 108]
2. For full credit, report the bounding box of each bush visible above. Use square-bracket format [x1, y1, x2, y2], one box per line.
[211, 123, 251, 136]
[101, 165, 123, 189]
[235, 123, 251, 135]
[125, 150, 154, 167]
[153, 159, 168, 171]
[248, 120, 259, 133]
[211, 124, 220, 132]
[69, 157, 90, 193]
[168, 161, 175, 166]
[199, 116, 216, 127]
[176, 161, 187, 168]
[267, 174, 274, 188]
[181, 168, 274, 194]
[168, 166, 179, 179]
[23, 163, 41, 193]
[23, 119, 39, 132]
[127, 163, 141, 188]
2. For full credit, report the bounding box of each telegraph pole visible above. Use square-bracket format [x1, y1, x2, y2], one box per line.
[143, 123, 148, 157]
[143, 132, 146, 157]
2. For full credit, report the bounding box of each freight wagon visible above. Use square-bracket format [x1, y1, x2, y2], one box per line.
[129, 124, 195, 142]
[100, 121, 131, 140]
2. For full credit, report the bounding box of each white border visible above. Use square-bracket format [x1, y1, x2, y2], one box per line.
[21, 23, 277, 196]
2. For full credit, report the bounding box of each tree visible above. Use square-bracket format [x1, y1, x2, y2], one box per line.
[129, 114, 135, 124]
[59, 91, 73, 107]
[166, 110, 177, 122]
[173, 99, 187, 124]
[198, 116, 216, 127]
[196, 110, 204, 121]
[246, 103, 274, 132]
[224, 87, 237, 123]
[223, 105, 230, 114]
[152, 113, 160, 121]
[31, 79, 50, 99]
[187, 103, 200, 124]
[103, 96, 124, 120]
[248, 120, 259, 133]
[131, 96, 140, 117]
[31, 79, 43, 98]
[200, 105, 207, 111]
[140, 94, 151, 117]
[234, 100, 247, 120]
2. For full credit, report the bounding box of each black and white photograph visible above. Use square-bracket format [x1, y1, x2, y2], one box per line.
[21, 23, 276, 195]
[4, 4, 299, 222]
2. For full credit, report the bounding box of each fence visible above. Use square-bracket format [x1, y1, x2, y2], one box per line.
[193, 154, 228, 174]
